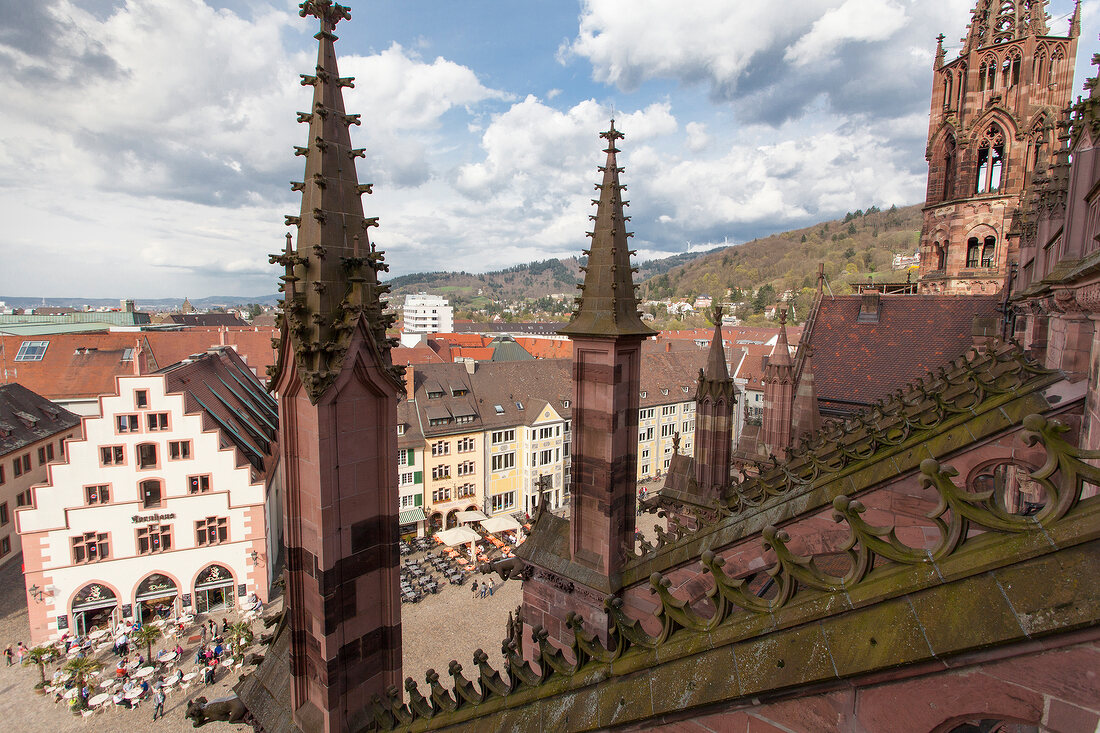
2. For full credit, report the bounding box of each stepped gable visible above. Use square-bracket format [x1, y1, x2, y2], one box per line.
[623, 341, 1067, 583]
[809, 294, 999, 413]
[558, 121, 653, 340]
[267, 0, 400, 402]
[367, 343, 1099, 731]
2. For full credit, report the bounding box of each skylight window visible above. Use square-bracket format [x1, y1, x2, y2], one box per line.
[515, 402, 524, 410]
[14, 341, 48, 362]
[494, 405, 505, 415]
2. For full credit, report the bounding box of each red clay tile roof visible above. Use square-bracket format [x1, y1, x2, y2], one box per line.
[808, 294, 999, 410]
[143, 327, 278, 380]
[392, 345, 446, 365]
[0, 383, 81, 456]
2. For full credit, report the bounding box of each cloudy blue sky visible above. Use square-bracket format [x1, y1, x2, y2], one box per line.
[0, 0, 1096, 298]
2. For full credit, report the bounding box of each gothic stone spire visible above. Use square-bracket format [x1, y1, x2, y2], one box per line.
[268, 0, 399, 403]
[698, 305, 733, 394]
[559, 121, 653, 340]
[964, 0, 1050, 51]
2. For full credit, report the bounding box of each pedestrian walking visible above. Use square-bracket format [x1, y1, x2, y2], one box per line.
[479, 583, 487, 599]
[152, 686, 166, 721]
[4, 645, 12, 666]
[16, 642, 25, 664]
[200, 624, 207, 644]
[471, 581, 478, 597]
[488, 580, 495, 597]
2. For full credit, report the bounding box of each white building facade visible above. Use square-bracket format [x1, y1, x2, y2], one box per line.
[17, 348, 279, 643]
[402, 293, 454, 334]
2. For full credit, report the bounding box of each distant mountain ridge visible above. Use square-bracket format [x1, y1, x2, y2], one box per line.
[5, 204, 922, 311]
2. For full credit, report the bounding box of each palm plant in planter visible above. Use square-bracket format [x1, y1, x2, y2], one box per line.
[24, 646, 54, 691]
[227, 620, 254, 661]
[132, 624, 161, 663]
[62, 656, 100, 711]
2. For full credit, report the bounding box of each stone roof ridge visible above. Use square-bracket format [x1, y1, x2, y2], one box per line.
[558, 121, 654, 340]
[622, 340, 1059, 565]
[366, 405, 1097, 731]
[267, 0, 402, 402]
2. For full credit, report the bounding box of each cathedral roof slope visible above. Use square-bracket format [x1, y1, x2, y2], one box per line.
[809, 294, 998, 411]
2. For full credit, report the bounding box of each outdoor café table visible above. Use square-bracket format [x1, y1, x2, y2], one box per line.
[221, 659, 234, 668]
[63, 688, 80, 700]
[88, 693, 110, 708]
[89, 629, 108, 640]
[182, 672, 198, 683]
[134, 666, 155, 678]
[125, 688, 143, 700]
[158, 651, 177, 663]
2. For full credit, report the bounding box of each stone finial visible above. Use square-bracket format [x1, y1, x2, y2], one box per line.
[934, 33, 945, 69]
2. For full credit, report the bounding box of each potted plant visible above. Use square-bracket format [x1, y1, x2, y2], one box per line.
[24, 646, 54, 693]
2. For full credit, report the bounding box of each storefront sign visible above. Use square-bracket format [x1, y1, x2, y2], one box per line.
[238, 583, 247, 597]
[121, 604, 132, 618]
[182, 594, 192, 607]
[131, 512, 176, 524]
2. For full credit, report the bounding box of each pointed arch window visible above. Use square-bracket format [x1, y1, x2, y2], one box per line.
[1002, 52, 1021, 87]
[942, 134, 957, 201]
[994, 2, 1015, 44]
[976, 124, 1006, 194]
[981, 236, 996, 268]
[943, 72, 953, 109]
[935, 241, 948, 271]
[967, 237, 981, 268]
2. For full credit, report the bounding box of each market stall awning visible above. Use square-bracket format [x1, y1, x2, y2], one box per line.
[481, 515, 521, 533]
[457, 509, 488, 524]
[435, 526, 481, 547]
[399, 508, 426, 525]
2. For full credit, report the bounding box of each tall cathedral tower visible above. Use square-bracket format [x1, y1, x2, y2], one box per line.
[917, 0, 1079, 294]
[270, 2, 404, 730]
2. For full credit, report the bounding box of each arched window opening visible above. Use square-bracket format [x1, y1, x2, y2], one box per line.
[937, 242, 948, 271]
[994, 2, 1015, 44]
[981, 236, 996, 268]
[140, 479, 162, 509]
[966, 237, 981, 268]
[943, 134, 957, 201]
[943, 73, 953, 108]
[976, 124, 1006, 194]
[985, 61, 997, 91]
[958, 65, 967, 107]
[1012, 55, 1021, 86]
[972, 462, 1045, 516]
[1001, 58, 1011, 87]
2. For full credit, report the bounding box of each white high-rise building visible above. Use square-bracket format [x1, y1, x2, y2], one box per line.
[403, 293, 454, 334]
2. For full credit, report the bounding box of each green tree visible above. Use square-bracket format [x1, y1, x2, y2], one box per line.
[24, 646, 54, 689]
[133, 624, 162, 663]
[227, 621, 254, 660]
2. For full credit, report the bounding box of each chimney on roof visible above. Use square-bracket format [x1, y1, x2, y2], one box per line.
[219, 327, 227, 346]
[121, 298, 135, 313]
[405, 365, 415, 402]
[133, 339, 145, 376]
[665, 342, 671, 352]
[857, 289, 881, 323]
[464, 360, 476, 375]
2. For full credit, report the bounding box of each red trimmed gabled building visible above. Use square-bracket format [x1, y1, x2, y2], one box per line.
[16, 347, 280, 643]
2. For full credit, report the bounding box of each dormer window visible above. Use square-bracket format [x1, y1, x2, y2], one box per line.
[397, 424, 406, 436]
[562, 400, 570, 408]
[661, 388, 669, 396]
[640, 391, 647, 399]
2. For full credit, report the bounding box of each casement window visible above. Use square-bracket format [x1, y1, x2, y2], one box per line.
[639, 427, 654, 442]
[13, 454, 31, 477]
[491, 430, 515, 444]
[188, 475, 211, 494]
[15, 489, 31, 506]
[168, 441, 191, 460]
[0, 537, 9, 557]
[431, 465, 451, 481]
[100, 446, 125, 466]
[538, 427, 554, 440]
[539, 449, 553, 466]
[195, 516, 228, 546]
[37, 444, 53, 464]
[490, 492, 516, 512]
[116, 414, 140, 433]
[455, 483, 475, 499]
[136, 524, 171, 554]
[491, 452, 515, 471]
[0, 464, 5, 485]
[682, 420, 694, 434]
[457, 460, 475, 477]
[399, 472, 415, 487]
[135, 390, 149, 408]
[457, 437, 475, 453]
[71, 532, 109, 563]
[661, 405, 677, 417]
[640, 463, 650, 475]
[146, 413, 169, 431]
[85, 485, 110, 505]
[431, 487, 451, 503]
[661, 424, 676, 437]
[431, 441, 450, 457]
[0, 502, 7, 525]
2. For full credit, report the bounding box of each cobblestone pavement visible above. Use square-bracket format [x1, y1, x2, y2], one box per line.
[0, 510, 667, 730]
